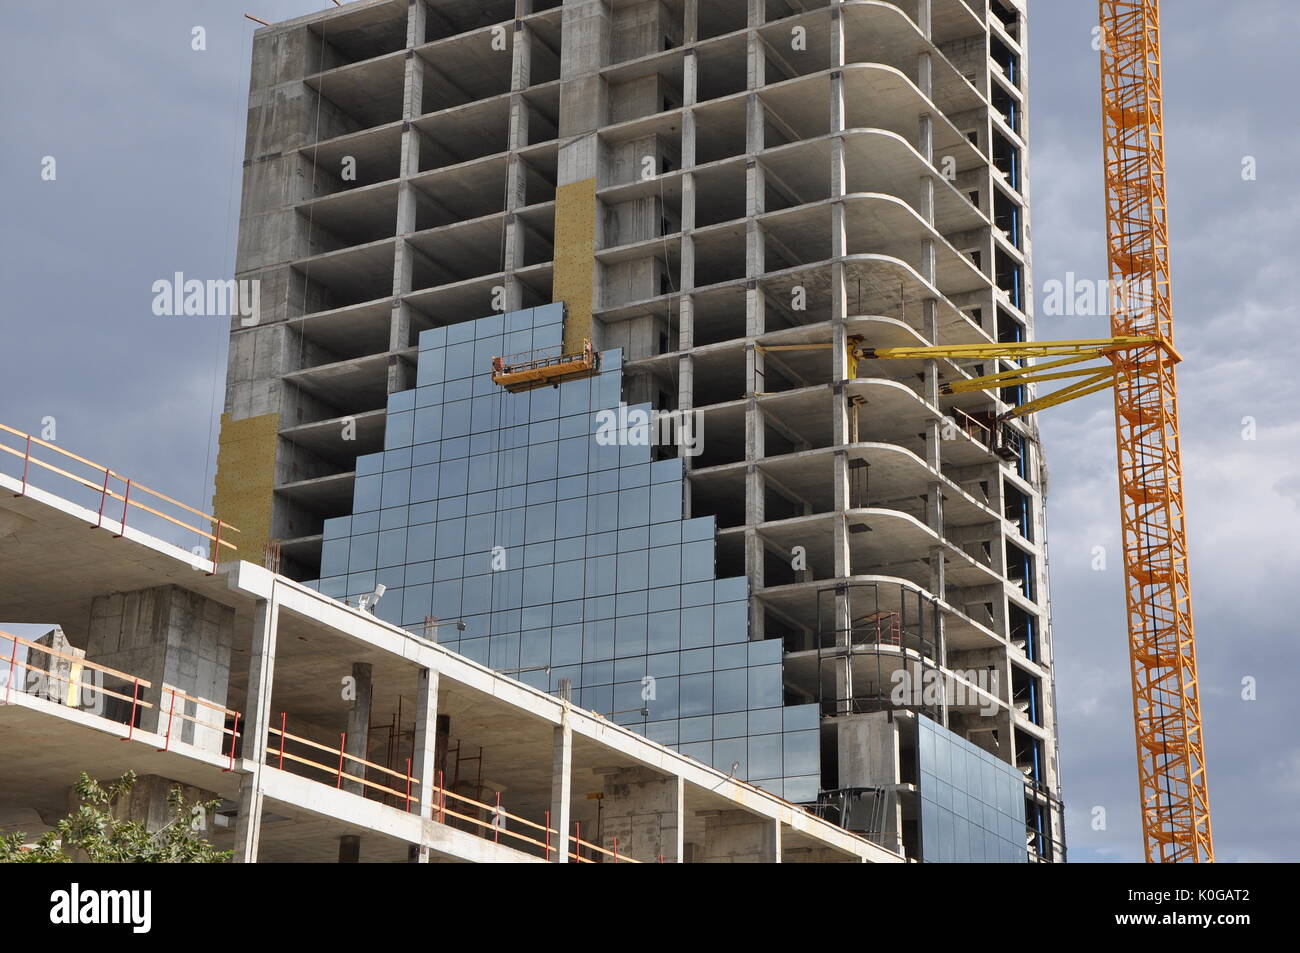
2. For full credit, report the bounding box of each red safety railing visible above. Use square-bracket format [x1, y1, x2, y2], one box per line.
[0, 422, 239, 560]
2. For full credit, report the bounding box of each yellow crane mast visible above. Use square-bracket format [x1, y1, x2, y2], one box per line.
[1097, 0, 1211, 863]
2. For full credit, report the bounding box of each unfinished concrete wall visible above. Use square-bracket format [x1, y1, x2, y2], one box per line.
[696, 810, 778, 863]
[86, 585, 235, 752]
[598, 767, 681, 862]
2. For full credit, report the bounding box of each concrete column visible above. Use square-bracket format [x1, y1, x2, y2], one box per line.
[917, 51, 933, 100]
[86, 585, 235, 749]
[233, 595, 279, 863]
[678, 354, 694, 413]
[838, 712, 900, 786]
[699, 810, 779, 863]
[837, 712, 904, 852]
[683, 47, 698, 109]
[549, 719, 573, 862]
[338, 657, 368, 863]
[598, 767, 684, 862]
[65, 774, 221, 862]
[98, 774, 221, 835]
[28, 626, 82, 704]
[916, 0, 933, 41]
[830, 55, 854, 707]
[338, 835, 361, 863]
[389, 2, 426, 395]
[918, 229, 949, 716]
[830, 5, 846, 69]
[410, 667, 440, 863]
[744, 385, 766, 639]
[829, 37, 852, 714]
[555, 0, 612, 351]
[833, 452, 853, 715]
[341, 662, 373, 796]
[501, 19, 533, 312]
[829, 3, 848, 367]
[746, 2, 765, 89]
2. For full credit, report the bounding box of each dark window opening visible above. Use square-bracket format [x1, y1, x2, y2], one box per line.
[994, 189, 1022, 249]
[1005, 540, 1036, 601]
[991, 35, 1020, 87]
[1008, 602, 1038, 662]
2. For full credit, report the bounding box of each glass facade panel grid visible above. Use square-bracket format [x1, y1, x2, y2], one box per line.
[917, 716, 1028, 864]
[310, 305, 817, 799]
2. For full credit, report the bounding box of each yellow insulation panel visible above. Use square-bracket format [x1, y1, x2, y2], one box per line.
[212, 411, 279, 562]
[553, 177, 597, 353]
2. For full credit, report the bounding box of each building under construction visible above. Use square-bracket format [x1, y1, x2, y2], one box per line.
[193, 0, 1062, 862]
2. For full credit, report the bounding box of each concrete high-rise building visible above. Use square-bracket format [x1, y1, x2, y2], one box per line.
[214, 0, 1063, 861]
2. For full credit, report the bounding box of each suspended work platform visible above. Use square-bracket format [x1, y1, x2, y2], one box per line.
[491, 340, 600, 393]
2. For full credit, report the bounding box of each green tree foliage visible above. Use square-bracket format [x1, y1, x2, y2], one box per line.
[0, 771, 231, 863]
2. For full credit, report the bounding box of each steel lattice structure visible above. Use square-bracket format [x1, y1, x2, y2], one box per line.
[1099, 0, 1212, 863]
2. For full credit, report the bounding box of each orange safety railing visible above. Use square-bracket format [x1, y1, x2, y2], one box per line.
[490, 340, 598, 392]
[1, 627, 243, 769]
[155, 686, 243, 771]
[855, 610, 902, 646]
[267, 717, 420, 806]
[948, 407, 993, 448]
[567, 824, 640, 864]
[2, 628, 152, 735]
[0, 423, 239, 559]
[430, 768, 559, 858]
[263, 718, 641, 861]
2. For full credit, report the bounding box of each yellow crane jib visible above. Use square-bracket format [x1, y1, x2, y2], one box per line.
[491, 339, 599, 393]
[854, 336, 1181, 421]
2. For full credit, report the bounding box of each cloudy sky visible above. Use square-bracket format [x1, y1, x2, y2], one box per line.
[1, 0, 1295, 862]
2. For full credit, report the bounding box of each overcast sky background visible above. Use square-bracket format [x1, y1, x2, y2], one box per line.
[1, 1, 1296, 862]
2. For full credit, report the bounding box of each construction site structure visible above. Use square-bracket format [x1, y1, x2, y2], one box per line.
[0, 457, 897, 863]
[212, 0, 1063, 861]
